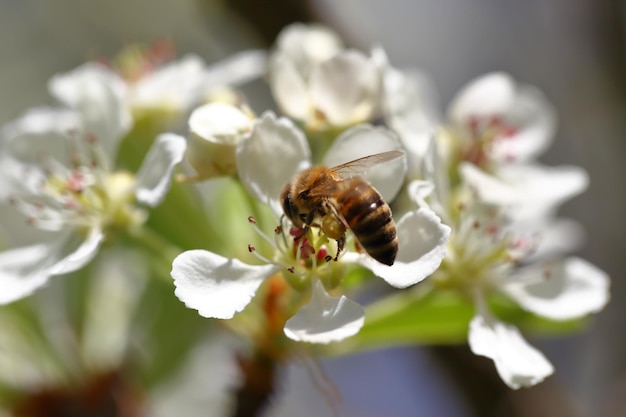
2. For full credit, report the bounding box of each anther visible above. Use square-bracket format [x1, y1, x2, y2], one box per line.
[287, 266, 295, 273]
[324, 255, 333, 263]
[247, 244, 255, 252]
[248, 216, 256, 224]
[274, 225, 282, 234]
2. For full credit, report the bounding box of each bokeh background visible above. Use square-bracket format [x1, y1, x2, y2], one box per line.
[0, 1, 624, 416]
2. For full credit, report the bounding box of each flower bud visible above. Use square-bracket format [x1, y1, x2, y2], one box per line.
[183, 102, 253, 180]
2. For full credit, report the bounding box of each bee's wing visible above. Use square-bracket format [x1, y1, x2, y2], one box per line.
[330, 151, 405, 180]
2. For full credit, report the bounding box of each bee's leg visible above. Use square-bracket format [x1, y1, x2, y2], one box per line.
[334, 236, 345, 261]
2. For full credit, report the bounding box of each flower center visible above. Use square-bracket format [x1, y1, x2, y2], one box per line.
[433, 202, 519, 294]
[10, 133, 146, 236]
[246, 216, 346, 293]
[110, 40, 175, 83]
[460, 115, 518, 170]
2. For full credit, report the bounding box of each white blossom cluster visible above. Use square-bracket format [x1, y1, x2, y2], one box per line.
[0, 23, 610, 396]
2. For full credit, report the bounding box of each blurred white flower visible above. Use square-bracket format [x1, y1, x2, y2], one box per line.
[0, 65, 186, 304]
[447, 72, 556, 166]
[408, 178, 610, 388]
[268, 23, 383, 131]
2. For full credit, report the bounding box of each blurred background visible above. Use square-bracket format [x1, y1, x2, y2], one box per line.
[0, 1, 624, 416]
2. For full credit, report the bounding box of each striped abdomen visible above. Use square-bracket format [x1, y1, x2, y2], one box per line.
[337, 178, 398, 266]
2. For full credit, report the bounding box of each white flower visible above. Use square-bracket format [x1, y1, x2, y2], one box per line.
[408, 178, 610, 388]
[171, 112, 450, 344]
[447, 72, 556, 166]
[269, 24, 383, 130]
[0, 71, 186, 304]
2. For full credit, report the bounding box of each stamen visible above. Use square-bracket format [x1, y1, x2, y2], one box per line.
[248, 216, 279, 250]
[247, 244, 274, 265]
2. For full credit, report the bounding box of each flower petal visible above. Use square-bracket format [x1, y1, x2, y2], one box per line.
[48, 62, 131, 157]
[135, 133, 187, 207]
[0, 228, 103, 304]
[130, 54, 206, 112]
[356, 208, 450, 288]
[268, 54, 310, 122]
[188, 103, 252, 145]
[489, 85, 556, 163]
[459, 162, 521, 205]
[323, 124, 407, 202]
[171, 250, 277, 319]
[309, 50, 382, 126]
[1, 107, 81, 165]
[0, 244, 56, 304]
[202, 49, 268, 89]
[374, 47, 440, 170]
[460, 162, 589, 219]
[47, 227, 105, 276]
[468, 313, 554, 389]
[496, 164, 588, 218]
[498, 257, 610, 321]
[236, 112, 310, 210]
[284, 281, 364, 344]
[273, 23, 343, 76]
[448, 72, 515, 124]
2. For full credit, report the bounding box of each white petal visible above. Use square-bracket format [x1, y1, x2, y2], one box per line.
[309, 50, 382, 126]
[274, 23, 343, 76]
[202, 49, 268, 89]
[268, 54, 310, 122]
[0, 244, 56, 304]
[499, 257, 610, 321]
[131, 54, 206, 112]
[420, 135, 450, 218]
[47, 227, 105, 275]
[357, 208, 451, 288]
[171, 250, 277, 319]
[48, 62, 131, 156]
[284, 281, 364, 344]
[509, 217, 585, 261]
[459, 162, 521, 205]
[448, 72, 515, 124]
[407, 180, 434, 210]
[461, 163, 589, 218]
[236, 112, 311, 209]
[0, 228, 102, 304]
[323, 125, 407, 201]
[135, 133, 187, 207]
[468, 313, 554, 389]
[2, 107, 81, 165]
[188, 103, 252, 145]
[489, 85, 556, 162]
[496, 164, 588, 218]
[375, 47, 440, 168]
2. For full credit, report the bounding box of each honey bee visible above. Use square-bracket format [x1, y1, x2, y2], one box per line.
[280, 151, 404, 266]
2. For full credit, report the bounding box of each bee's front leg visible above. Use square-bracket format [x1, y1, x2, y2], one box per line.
[334, 235, 345, 261]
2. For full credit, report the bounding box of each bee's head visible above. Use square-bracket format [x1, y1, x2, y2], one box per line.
[280, 183, 301, 226]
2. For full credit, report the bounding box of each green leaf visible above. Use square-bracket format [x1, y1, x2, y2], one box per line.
[324, 286, 588, 356]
